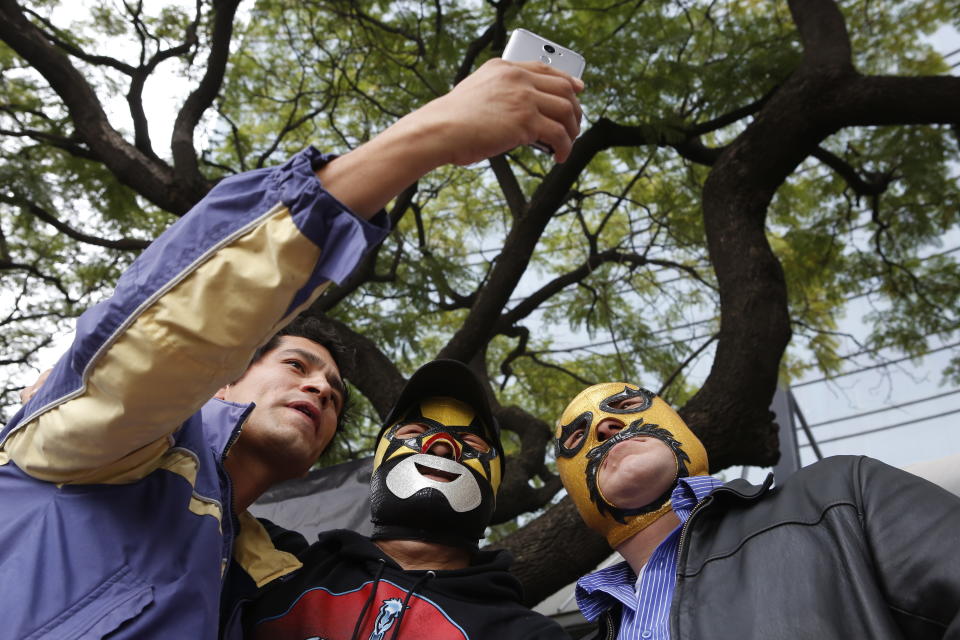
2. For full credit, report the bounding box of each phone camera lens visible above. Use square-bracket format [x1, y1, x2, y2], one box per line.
[543, 44, 556, 54]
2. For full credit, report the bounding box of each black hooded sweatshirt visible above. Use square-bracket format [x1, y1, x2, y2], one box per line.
[244, 528, 570, 640]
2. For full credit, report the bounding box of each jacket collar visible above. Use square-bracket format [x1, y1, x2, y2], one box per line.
[714, 472, 774, 501]
[234, 511, 303, 587]
[201, 398, 255, 459]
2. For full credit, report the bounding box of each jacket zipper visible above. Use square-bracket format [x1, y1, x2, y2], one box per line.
[218, 416, 249, 640]
[677, 495, 712, 560]
[602, 610, 615, 640]
[671, 495, 714, 639]
[220, 411, 249, 586]
[221, 408, 250, 467]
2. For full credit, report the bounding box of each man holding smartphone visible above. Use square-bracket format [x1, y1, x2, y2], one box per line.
[2, 58, 582, 640]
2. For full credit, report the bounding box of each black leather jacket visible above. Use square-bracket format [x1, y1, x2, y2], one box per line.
[587, 456, 960, 639]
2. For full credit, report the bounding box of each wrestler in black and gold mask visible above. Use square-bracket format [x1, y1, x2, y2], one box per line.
[370, 360, 502, 549]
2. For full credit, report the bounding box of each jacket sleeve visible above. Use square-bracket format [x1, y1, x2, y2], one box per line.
[857, 456, 960, 638]
[1, 147, 389, 483]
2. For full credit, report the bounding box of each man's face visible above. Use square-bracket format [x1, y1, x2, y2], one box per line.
[217, 336, 344, 475]
[555, 383, 708, 548]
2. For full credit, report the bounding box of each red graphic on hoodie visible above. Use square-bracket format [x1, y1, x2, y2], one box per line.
[251, 580, 468, 640]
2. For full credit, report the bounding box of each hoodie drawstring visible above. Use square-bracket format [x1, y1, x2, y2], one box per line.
[351, 559, 387, 640]
[388, 570, 435, 640]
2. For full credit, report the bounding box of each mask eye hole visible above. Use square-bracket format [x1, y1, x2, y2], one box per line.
[599, 386, 654, 414]
[394, 422, 428, 439]
[461, 433, 491, 453]
[563, 428, 585, 449]
[556, 411, 592, 458]
[612, 397, 645, 411]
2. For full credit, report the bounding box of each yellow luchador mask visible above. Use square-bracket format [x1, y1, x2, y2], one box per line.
[555, 382, 708, 548]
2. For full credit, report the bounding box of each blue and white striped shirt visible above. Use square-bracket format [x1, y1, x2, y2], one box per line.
[575, 475, 724, 640]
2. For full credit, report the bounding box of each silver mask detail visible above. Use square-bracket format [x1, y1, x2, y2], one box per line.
[384, 453, 482, 513]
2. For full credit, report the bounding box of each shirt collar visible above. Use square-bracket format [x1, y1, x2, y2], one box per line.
[671, 474, 724, 521]
[574, 474, 723, 617]
[575, 559, 637, 619]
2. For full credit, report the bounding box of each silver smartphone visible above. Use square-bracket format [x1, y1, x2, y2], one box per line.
[502, 28, 585, 79]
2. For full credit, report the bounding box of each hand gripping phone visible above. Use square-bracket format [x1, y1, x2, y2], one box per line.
[502, 29, 586, 153]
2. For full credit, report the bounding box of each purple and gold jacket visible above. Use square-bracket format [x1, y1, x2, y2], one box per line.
[0, 147, 388, 640]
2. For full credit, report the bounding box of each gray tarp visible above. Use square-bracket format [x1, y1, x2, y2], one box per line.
[249, 456, 375, 539]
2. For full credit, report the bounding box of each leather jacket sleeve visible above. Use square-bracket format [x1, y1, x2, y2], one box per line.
[857, 456, 960, 637]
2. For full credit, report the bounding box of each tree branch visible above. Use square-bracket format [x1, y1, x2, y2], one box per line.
[835, 75, 960, 126]
[437, 120, 619, 363]
[1, 194, 150, 251]
[452, 0, 521, 83]
[812, 146, 892, 197]
[340, 3, 426, 59]
[171, 0, 242, 192]
[658, 332, 719, 397]
[489, 404, 563, 524]
[125, 9, 201, 158]
[788, 0, 853, 70]
[0, 0, 189, 213]
[0, 126, 97, 160]
[499, 250, 707, 330]
[497, 324, 529, 390]
[26, 5, 200, 160]
[22, 7, 136, 74]
[683, 92, 770, 137]
[0, 258, 74, 300]
[489, 154, 526, 218]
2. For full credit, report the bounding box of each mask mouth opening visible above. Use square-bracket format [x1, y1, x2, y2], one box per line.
[415, 462, 461, 482]
[583, 419, 689, 521]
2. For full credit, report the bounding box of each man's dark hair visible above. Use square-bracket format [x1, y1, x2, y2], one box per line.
[251, 314, 353, 432]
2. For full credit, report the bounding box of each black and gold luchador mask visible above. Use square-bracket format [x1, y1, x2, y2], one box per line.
[555, 382, 708, 548]
[370, 361, 502, 549]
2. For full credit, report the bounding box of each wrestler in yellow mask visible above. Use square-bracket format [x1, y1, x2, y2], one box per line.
[555, 383, 708, 548]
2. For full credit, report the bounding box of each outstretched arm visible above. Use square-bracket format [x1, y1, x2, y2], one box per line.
[319, 59, 583, 217]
